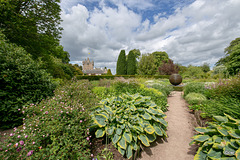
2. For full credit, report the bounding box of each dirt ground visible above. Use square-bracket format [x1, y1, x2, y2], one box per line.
[139, 91, 198, 160]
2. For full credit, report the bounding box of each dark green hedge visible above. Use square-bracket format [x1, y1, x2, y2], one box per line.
[76, 75, 170, 81]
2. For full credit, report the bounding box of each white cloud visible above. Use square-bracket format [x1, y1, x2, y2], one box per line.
[60, 0, 240, 74]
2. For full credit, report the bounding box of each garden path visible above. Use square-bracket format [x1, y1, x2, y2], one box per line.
[139, 91, 198, 160]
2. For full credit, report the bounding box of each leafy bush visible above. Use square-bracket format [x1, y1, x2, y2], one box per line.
[206, 76, 240, 100]
[0, 80, 97, 159]
[190, 114, 240, 160]
[183, 82, 205, 97]
[91, 94, 167, 159]
[138, 84, 168, 112]
[151, 84, 173, 96]
[201, 98, 240, 119]
[185, 93, 207, 105]
[0, 33, 57, 129]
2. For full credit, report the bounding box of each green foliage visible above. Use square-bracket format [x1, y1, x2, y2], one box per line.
[190, 114, 240, 160]
[76, 75, 170, 81]
[182, 65, 206, 79]
[107, 69, 112, 75]
[0, 0, 62, 60]
[127, 50, 137, 75]
[216, 37, 240, 75]
[185, 93, 207, 105]
[0, 80, 97, 159]
[145, 81, 173, 96]
[91, 94, 167, 159]
[152, 51, 169, 67]
[137, 54, 157, 75]
[200, 63, 210, 73]
[183, 82, 206, 97]
[116, 50, 127, 75]
[0, 33, 57, 129]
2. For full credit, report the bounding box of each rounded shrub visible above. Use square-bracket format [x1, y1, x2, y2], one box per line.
[185, 92, 207, 105]
[0, 32, 57, 129]
[183, 82, 205, 97]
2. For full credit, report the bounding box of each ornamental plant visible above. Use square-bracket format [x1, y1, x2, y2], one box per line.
[0, 80, 97, 159]
[190, 114, 240, 160]
[91, 93, 168, 159]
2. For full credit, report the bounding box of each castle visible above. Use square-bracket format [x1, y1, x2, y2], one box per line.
[82, 58, 107, 75]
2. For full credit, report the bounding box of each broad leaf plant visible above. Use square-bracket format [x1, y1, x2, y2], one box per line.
[190, 114, 240, 160]
[91, 93, 168, 159]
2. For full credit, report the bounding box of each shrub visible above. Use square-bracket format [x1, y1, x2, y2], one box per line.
[201, 98, 240, 119]
[138, 84, 168, 112]
[91, 94, 168, 159]
[151, 84, 173, 96]
[0, 80, 97, 159]
[190, 114, 240, 160]
[185, 93, 207, 105]
[206, 76, 240, 100]
[0, 33, 57, 129]
[183, 82, 205, 97]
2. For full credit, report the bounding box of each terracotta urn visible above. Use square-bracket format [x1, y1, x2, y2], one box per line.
[169, 74, 182, 86]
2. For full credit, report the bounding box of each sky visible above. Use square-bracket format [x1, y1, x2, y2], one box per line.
[60, 0, 240, 74]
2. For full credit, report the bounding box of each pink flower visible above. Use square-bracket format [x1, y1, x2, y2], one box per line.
[33, 142, 35, 144]
[87, 137, 90, 141]
[27, 150, 34, 156]
[25, 135, 28, 138]
[14, 143, 19, 148]
[61, 111, 63, 113]
[45, 111, 48, 114]
[16, 147, 22, 152]
[17, 135, 21, 138]
[10, 133, 14, 136]
[91, 154, 93, 157]
[40, 109, 43, 111]
[18, 109, 21, 111]
[80, 120, 83, 123]
[19, 141, 24, 145]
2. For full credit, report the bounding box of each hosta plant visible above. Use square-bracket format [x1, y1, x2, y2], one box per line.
[190, 114, 240, 160]
[91, 93, 168, 159]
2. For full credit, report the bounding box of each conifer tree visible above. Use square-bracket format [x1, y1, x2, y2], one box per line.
[116, 50, 127, 75]
[127, 50, 137, 75]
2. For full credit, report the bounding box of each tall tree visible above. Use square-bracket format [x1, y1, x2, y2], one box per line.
[0, 0, 62, 59]
[201, 62, 210, 73]
[127, 50, 137, 75]
[116, 50, 127, 75]
[216, 37, 240, 75]
[152, 51, 169, 67]
[137, 54, 157, 75]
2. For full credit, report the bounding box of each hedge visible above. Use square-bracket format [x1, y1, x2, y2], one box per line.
[75, 75, 170, 81]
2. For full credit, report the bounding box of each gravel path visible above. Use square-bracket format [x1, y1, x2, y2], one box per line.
[139, 91, 198, 160]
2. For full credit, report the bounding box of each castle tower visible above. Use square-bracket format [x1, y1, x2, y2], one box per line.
[82, 58, 94, 71]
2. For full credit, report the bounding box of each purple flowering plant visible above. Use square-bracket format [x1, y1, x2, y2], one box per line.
[0, 80, 98, 159]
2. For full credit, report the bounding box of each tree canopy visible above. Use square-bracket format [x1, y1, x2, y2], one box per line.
[0, 0, 63, 60]
[127, 50, 137, 75]
[216, 37, 240, 75]
[116, 50, 127, 75]
[137, 53, 157, 75]
[152, 51, 169, 67]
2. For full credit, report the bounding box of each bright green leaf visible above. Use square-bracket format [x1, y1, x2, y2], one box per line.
[118, 136, 127, 150]
[141, 112, 152, 120]
[193, 135, 210, 142]
[138, 134, 150, 147]
[112, 134, 121, 144]
[126, 145, 133, 159]
[144, 125, 155, 134]
[95, 128, 105, 138]
[94, 114, 107, 127]
[123, 132, 132, 143]
[213, 116, 228, 123]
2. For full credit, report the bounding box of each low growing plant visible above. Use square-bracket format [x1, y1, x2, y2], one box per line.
[190, 114, 240, 160]
[0, 80, 97, 159]
[185, 93, 207, 105]
[183, 82, 206, 97]
[91, 93, 168, 159]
